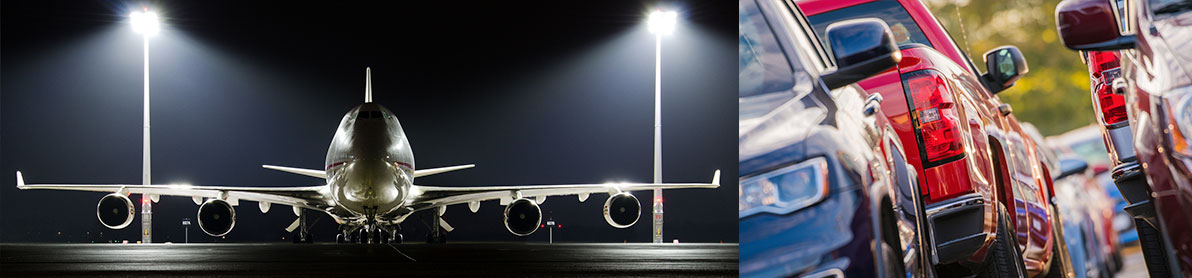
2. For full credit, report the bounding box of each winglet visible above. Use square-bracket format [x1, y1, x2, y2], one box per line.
[364, 67, 372, 103]
[712, 170, 720, 187]
[16, 171, 25, 189]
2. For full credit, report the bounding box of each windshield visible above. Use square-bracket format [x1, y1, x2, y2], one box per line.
[1065, 137, 1112, 167]
[806, 0, 933, 49]
[1152, 0, 1192, 15]
[739, 0, 815, 129]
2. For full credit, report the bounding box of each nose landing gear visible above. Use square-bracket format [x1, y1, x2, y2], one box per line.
[336, 223, 402, 244]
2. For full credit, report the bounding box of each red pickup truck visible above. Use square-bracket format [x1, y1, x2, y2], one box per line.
[796, 0, 1073, 277]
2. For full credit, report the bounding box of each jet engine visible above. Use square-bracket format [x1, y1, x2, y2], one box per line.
[603, 192, 641, 228]
[197, 199, 236, 236]
[503, 198, 541, 236]
[96, 193, 135, 229]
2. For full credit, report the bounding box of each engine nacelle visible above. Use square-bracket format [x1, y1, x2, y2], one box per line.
[603, 192, 641, 228]
[197, 199, 236, 236]
[503, 198, 541, 236]
[96, 193, 135, 229]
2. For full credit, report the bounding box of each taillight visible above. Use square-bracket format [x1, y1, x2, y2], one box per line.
[905, 70, 964, 163]
[1087, 51, 1128, 125]
[1096, 77, 1128, 125]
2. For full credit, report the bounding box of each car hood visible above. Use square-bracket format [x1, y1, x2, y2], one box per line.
[739, 88, 833, 167]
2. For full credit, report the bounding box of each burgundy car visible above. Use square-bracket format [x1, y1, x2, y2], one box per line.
[1057, 0, 1192, 276]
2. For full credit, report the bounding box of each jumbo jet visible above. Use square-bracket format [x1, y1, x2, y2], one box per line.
[15, 68, 720, 243]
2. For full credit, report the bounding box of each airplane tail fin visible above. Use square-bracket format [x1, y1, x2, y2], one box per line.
[364, 67, 373, 103]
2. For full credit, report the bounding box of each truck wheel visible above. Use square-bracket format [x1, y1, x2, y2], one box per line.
[1135, 218, 1173, 278]
[980, 205, 1026, 278]
[881, 244, 900, 278]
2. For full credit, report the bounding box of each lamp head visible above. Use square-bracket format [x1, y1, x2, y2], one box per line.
[648, 10, 677, 35]
[130, 10, 160, 36]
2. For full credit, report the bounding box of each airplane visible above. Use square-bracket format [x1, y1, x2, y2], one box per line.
[14, 67, 720, 244]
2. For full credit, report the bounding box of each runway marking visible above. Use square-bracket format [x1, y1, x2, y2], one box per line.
[386, 243, 417, 262]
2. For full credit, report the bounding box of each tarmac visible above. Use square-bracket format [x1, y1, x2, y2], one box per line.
[0, 242, 738, 277]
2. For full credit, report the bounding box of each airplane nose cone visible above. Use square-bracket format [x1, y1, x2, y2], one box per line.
[333, 160, 405, 215]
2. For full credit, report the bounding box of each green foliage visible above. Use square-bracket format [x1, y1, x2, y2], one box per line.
[924, 0, 1095, 135]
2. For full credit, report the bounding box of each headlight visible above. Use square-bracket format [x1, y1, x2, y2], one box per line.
[1166, 85, 1192, 158]
[739, 157, 829, 218]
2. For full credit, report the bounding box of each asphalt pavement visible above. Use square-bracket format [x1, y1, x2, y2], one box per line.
[0, 242, 738, 277]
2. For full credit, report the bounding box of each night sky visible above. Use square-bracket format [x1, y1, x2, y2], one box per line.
[1, 0, 736, 243]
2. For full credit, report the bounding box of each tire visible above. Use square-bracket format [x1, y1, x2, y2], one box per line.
[1044, 207, 1073, 278]
[1135, 218, 1173, 278]
[980, 205, 1027, 278]
[1111, 249, 1123, 273]
[358, 229, 370, 244]
[881, 244, 900, 278]
[335, 233, 345, 244]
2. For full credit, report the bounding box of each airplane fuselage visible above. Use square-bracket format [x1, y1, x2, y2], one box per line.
[323, 103, 414, 221]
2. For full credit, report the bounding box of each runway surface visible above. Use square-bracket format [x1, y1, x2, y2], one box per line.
[0, 242, 738, 277]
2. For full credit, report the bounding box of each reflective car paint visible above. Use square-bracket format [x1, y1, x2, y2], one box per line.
[1118, 0, 1192, 273]
[738, 0, 925, 276]
[796, 0, 1061, 273]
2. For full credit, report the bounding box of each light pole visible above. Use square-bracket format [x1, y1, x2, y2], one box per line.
[131, 8, 160, 244]
[647, 10, 676, 244]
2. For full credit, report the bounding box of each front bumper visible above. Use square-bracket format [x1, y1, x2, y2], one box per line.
[926, 193, 990, 265]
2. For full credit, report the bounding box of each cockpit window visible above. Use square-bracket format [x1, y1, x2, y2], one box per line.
[357, 110, 384, 119]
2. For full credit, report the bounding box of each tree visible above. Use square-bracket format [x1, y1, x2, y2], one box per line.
[925, 0, 1095, 135]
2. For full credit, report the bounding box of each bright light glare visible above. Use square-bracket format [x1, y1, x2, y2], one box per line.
[648, 10, 677, 35]
[130, 11, 160, 35]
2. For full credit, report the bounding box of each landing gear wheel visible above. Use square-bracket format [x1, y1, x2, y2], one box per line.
[373, 228, 384, 244]
[426, 231, 447, 244]
[359, 229, 371, 244]
[392, 225, 403, 244]
[291, 231, 313, 243]
[336, 233, 345, 244]
[980, 204, 1026, 278]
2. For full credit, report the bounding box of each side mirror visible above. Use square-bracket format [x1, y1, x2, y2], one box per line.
[1057, 157, 1090, 180]
[1055, 0, 1135, 51]
[821, 18, 901, 90]
[981, 46, 1028, 94]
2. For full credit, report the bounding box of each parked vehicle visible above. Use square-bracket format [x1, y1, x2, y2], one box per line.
[1056, 0, 1192, 275]
[1049, 125, 1139, 249]
[796, 0, 1073, 277]
[1028, 123, 1123, 277]
[737, 0, 929, 277]
[1052, 157, 1115, 278]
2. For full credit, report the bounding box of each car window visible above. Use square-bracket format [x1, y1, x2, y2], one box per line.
[739, 0, 818, 129]
[805, 0, 933, 49]
[740, 0, 798, 99]
[1150, 0, 1192, 16]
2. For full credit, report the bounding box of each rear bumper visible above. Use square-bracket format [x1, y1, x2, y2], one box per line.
[1111, 161, 1157, 222]
[1103, 122, 1135, 164]
[926, 193, 990, 264]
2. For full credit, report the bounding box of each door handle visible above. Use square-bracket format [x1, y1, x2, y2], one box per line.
[863, 94, 883, 117]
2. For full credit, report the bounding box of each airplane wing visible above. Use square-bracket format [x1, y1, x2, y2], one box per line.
[406, 170, 720, 212]
[414, 164, 475, 178]
[15, 171, 330, 210]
